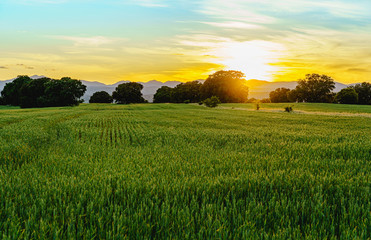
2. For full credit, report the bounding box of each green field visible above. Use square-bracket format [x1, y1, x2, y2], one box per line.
[0, 103, 370, 239]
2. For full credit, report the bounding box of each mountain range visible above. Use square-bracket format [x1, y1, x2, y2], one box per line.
[0, 75, 361, 102]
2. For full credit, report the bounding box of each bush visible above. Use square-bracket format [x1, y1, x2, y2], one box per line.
[184, 100, 190, 104]
[255, 102, 260, 110]
[284, 106, 293, 112]
[203, 96, 220, 108]
[198, 101, 203, 105]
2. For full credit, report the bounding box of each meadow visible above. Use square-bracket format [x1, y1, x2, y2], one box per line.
[0, 103, 370, 239]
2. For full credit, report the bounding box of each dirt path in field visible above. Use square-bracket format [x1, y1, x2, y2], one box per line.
[219, 107, 371, 118]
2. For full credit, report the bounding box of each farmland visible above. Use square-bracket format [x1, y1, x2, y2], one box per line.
[0, 103, 370, 239]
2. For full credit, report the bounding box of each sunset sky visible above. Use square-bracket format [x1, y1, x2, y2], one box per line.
[0, 0, 370, 84]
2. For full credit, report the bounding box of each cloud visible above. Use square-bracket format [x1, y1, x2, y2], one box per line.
[201, 21, 264, 30]
[49, 36, 126, 47]
[123, 0, 168, 7]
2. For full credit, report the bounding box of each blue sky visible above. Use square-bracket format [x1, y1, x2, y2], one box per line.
[1, 0, 370, 83]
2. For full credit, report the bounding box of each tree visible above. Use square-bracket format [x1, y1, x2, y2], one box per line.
[0, 96, 4, 105]
[1, 75, 31, 106]
[112, 82, 145, 104]
[203, 96, 221, 108]
[89, 91, 113, 103]
[201, 70, 248, 103]
[335, 88, 358, 104]
[171, 81, 202, 103]
[287, 89, 299, 102]
[19, 77, 50, 108]
[269, 88, 291, 103]
[42, 77, 86, 107]
[351, 82, 371, 105]
[153, 86, 173, 103]
[293, 74, 335, 103]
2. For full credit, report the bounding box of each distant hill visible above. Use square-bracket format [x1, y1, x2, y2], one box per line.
[0, 76, 362, 102]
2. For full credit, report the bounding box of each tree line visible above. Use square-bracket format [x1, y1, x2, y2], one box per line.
[0, 76, 86, 108]
[266, 74, 371, 105]
[1, 71, 370, 108]
[90, 70, 249, 105]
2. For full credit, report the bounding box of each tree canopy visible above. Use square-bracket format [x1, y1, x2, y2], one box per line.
[1, 76, 86, 108]
[201, 70, 249, 103]
[112, 82, 146, 104]
[171, 81, 202, 103]
[291, 74, 335, 103]
[335, 88, 358, 104]
[269, 88, 291, 103]
[1, 75, 32, 106]
[89, 91, 113, 103]
[351, 82, 371, 105]
[153, 86, 172, 103]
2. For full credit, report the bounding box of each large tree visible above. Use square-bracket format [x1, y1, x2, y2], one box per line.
[1, 76, 86, 108]
[351, 82, 371, 105]
[201, 70, 248, 103]
[112, 82, 146, 104]
[42, 77, 86, 107]
[89, 91, 113, 103]
[171, 81, 202, 103]
[19, 77, 50, 108]
[153, 86, 173, 103]
[1, 75, 32, 106]
[292, 74, 335, 103]
[269, 88, 291, 103]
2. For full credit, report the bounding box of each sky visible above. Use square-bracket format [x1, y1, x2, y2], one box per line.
[0, 0, 370, 84]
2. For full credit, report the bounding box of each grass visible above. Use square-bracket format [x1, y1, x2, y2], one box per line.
[224, 102, 371, 113]
[0, 103, 370, 239]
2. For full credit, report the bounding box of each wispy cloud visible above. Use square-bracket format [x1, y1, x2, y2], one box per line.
[125, 0, 168, 8]
[49, 36, 126, 47]
[201, 21, 264, 30]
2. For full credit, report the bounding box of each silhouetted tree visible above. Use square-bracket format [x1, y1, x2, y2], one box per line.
[269, 88, 291, 103]
[41, 77, 86, 107]
[0, 96, 4, 105]
[292, 74, 335, 103]
[201, 70, 248, 103]
[1, 76, 86, 108]
[1, 75, 31, 106]
[171, 81, 202, 103]
[335, 88, 358, 104]
[89, 91, 113, 103]
[350, 82, 371, 105]
[19, 77, 50, 108]
[153, 86, 173, 103]
[112, 82, 145, 104]
[287, 89, 299, 102]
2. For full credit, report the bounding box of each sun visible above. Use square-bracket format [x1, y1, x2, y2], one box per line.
[209, 40, 286, 81]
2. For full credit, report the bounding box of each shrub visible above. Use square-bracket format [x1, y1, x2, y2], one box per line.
[203, 96, 220, 108]
[198, 101, 203, 105]
[184, 100, 190, 104]
[284, 106, 293, 112]
[255, 102, 260, 110]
